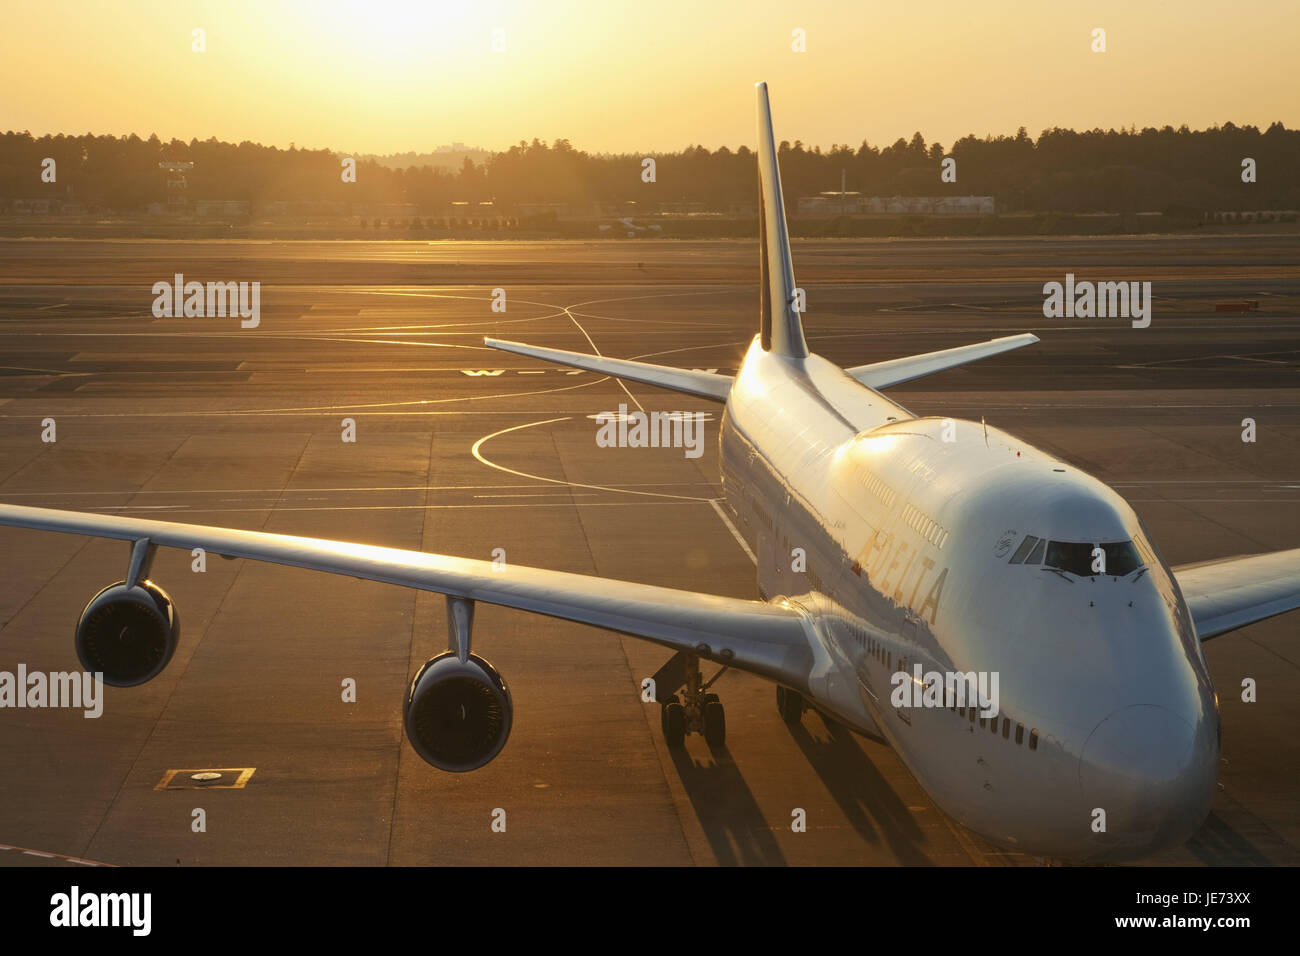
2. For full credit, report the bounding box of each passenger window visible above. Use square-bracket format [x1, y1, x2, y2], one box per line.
[1015, 724, 1024, 745]
[1009, 535, 1039, 564]
[1002, 718, 1010, 739]
[1029, 729, 1039, 751]
[968, 707, 976, 724]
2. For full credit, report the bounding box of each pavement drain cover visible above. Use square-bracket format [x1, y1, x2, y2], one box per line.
[155, 768, 256, 790]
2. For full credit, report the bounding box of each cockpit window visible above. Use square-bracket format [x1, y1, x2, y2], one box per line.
[1044, 540, 1095, 576]
[1008, 535, 1146, 576]
[1010, 535, 1046, 565]
[1008, 535, 1038, 564]
[1100, 541, 1143, 576]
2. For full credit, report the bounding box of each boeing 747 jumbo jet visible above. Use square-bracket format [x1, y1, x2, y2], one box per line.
[1, 83, 1297, 864]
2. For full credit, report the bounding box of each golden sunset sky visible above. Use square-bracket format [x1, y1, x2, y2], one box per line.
[3, 0, 1296, 154]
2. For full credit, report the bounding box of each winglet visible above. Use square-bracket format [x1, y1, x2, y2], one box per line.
[755, 81, 809, 358]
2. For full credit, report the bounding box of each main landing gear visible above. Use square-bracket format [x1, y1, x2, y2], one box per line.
[776, 685, 805, 725]
[652, 651, 728, 748]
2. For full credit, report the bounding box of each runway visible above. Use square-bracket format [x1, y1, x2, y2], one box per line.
[0, 235, 1297, 866]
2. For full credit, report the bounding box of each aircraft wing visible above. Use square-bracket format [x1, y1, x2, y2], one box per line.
[1173, 548, 1300, 641]
[0, 504, 815, 689]
[846, 333, 1040, 389]
[485, 337, 733, 401]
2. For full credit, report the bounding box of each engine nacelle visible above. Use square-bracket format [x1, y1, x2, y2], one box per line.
[75, 581, 180, 687]
[404, 652, 512, 772]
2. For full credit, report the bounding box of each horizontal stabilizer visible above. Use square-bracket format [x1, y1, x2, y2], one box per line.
[484, 337, 733, 402]
[846, 333, 1040, 389]
[1174, 548, 1300, 641]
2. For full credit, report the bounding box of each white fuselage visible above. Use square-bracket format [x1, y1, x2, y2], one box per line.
[718, 337, 1219, 862]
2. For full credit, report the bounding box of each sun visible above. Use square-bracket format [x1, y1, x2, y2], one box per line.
[305, 0, 489, 67]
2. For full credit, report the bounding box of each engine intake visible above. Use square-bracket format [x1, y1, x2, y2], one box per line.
[404, 652, 512, 772]
[75, 581, 179, 687]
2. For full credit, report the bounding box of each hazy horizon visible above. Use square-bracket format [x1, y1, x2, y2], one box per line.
[4, 117, 1293, 165]
[3, 1, 1296, 156]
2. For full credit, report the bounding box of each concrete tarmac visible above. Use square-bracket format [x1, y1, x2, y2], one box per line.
[0, 235, 1296, 866]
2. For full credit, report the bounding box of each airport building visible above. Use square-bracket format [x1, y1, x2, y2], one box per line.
[158, 161, 193, 214]
[797, 194, 995, 217]
[1206, 209, 1298, 223]
[7, 198, 87, 216]
[194, 200, 251, 218]
[9, 198, 58, 215]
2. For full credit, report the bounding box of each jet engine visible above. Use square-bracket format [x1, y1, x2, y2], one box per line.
[404, 651, 513, 772]
[75, 580, 180, 687]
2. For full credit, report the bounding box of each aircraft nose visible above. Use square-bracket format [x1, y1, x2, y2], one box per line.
[1079, 704, 1216, 857]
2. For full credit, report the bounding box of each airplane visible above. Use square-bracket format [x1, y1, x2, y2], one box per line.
[2, 81, 1297, 864]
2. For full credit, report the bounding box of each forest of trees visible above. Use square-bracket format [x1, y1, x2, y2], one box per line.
[1, 121, 1296, 215]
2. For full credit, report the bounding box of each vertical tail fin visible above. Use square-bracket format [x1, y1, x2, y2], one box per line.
[755, 81, 809, 359]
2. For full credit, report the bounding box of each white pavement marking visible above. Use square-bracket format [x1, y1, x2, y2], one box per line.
[109, 501, 700, 514]
[563, 306, 646, 414]
[0, 480, 715, 496]
[472, 493, 599, 499]
[0, 843, 113, 866]
[470, 417, 713, 502]
[710, 498, 757, 565]
[0, 379, 606, 418]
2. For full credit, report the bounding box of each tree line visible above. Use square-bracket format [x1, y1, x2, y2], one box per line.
[1, 122, 1295, 214]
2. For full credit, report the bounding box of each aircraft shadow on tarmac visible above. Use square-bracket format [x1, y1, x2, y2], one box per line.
[1185, 810, 1287, 866]
[785, 713, 935, 866]
[668, 745, 787, 866]
[664, 711, 939, 866]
